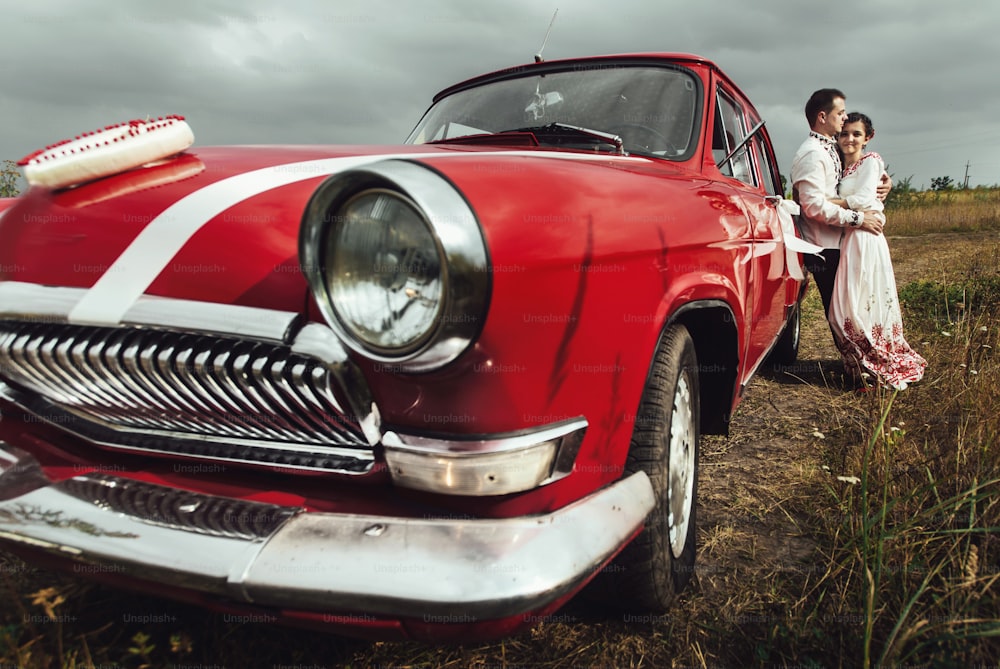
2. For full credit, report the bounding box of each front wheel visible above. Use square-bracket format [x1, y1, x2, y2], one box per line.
[599, 324, 700, 610]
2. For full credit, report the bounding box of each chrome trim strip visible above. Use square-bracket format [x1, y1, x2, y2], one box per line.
[384, 417, 586, 455]
[0, 283, 82, 324]
[0, 443, 655, 620]
[0, 281, 298, 343]
[125, 298, 299, 343]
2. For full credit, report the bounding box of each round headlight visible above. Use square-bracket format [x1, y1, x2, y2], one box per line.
[300, 160, 490, 372]
[328, 189, 442, 353]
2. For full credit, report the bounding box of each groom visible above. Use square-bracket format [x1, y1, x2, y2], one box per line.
[791, 88, 884, 321]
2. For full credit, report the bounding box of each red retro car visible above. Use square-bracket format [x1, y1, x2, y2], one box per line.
[0, 53, 806, 641]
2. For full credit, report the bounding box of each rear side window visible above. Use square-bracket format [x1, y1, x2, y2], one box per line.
[754, 128, 781, 196]
[712, 90, 755, 186]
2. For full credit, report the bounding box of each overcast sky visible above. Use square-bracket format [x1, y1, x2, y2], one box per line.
[2, 0, 999, 190]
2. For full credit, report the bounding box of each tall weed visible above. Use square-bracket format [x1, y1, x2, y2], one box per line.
[823, 246, 1000, 666]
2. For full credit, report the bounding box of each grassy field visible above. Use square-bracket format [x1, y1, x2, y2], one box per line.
[2, 190, 999, 668]
[885, 184, 1000, 236]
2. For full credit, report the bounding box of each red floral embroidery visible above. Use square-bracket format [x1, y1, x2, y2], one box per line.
[841, 152, 883, 180]
[810, 131, 842, 174]
[836, 316, 926, 389]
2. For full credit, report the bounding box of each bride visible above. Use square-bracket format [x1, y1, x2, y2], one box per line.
[829, 112, 926, 390]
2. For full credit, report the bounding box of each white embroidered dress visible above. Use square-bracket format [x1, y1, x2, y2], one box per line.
[829, 152, 927, 389]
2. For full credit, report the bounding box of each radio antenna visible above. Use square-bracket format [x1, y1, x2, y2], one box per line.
[534, 9, 559, 63]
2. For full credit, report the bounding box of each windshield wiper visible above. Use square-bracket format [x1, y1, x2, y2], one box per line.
[506, 123, 625, 155]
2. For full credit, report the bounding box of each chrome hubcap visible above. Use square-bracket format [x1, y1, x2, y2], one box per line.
[667, 370, 696, 558]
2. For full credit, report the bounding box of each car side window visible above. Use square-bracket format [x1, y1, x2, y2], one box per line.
[713, 91, 755, 187]
[753, 128, 781, 197]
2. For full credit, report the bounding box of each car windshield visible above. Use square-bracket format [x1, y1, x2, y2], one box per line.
[406, 64, 700, 159]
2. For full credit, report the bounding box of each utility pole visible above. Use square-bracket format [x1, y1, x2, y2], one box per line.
[963, 161, 971, 189]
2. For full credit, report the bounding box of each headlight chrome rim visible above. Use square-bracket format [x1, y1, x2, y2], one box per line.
[300, 160, 490, 372]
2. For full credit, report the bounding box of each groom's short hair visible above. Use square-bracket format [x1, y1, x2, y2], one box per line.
[805, 88, 846, 127]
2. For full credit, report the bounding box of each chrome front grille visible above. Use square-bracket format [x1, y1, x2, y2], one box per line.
[0, 320, 374, 473]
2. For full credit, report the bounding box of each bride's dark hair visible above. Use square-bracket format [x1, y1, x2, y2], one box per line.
[845, 112, 875, 139]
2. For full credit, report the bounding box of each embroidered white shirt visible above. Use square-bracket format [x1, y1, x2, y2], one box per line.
[791, 131, 856, 249]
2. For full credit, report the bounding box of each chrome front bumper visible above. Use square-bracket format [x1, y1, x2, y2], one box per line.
[0, 443, 654, 620]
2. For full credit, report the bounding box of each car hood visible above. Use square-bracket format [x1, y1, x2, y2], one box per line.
[0, 144, 688, 324]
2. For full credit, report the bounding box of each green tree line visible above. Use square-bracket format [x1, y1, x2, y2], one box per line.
[1, 159, 22, 197]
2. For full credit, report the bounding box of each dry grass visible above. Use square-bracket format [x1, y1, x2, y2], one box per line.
[2, 191, 1000, 668]
[887, 186, 1000, 236]
[812, 278, 1000, 667]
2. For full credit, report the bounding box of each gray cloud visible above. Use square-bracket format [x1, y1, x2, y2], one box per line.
[2, 0, 998, 187]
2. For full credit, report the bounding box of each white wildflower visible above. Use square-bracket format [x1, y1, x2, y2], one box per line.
[837, 476, 861, 485]
[812, 430, 825, 439]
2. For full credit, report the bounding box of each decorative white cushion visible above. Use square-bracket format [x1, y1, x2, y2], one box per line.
[18, 115, 194, 189]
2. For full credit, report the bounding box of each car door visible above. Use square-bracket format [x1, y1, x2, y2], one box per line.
[713, 87, 788, 378]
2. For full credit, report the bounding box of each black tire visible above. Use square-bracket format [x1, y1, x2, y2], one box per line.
[598, 324, 700, 610]
[768, 303, 800, 367]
